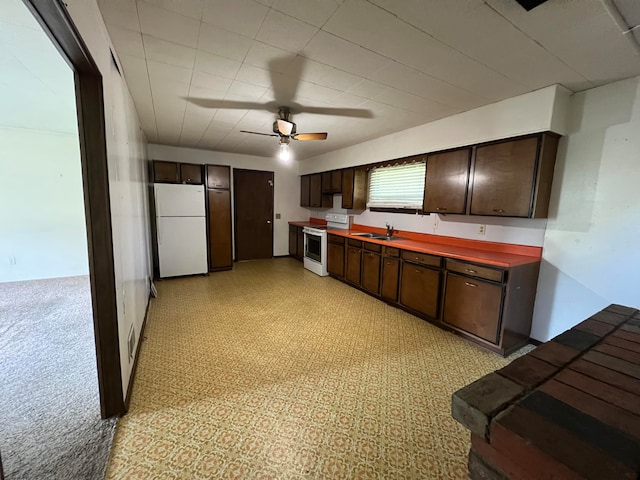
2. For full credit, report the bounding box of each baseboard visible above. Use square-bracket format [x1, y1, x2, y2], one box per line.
[528, 338, 542, 346]
[124, 293, 152, 411]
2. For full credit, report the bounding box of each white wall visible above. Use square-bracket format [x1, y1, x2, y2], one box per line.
[0, 0, 88, 283]
[531, 76, 640, 341]
[301, 85, 570, 246]
[66, 0, 152, 397]
[148, 144, 307, 256]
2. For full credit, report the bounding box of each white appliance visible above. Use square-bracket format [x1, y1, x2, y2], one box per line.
[154, 183, 208, 278]
[303, 213, 351, 276]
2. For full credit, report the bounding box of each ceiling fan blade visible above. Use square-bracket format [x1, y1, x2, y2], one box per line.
[276, 119, 294, 136]
[240, 130, 279, 137]
[268, 55, 304, 106]
[186, 98, 273, 111]
[296, 106, 374, 119]
[293, 132, 328, 141]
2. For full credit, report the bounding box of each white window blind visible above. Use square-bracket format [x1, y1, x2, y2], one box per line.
[367, 161, 426, 209]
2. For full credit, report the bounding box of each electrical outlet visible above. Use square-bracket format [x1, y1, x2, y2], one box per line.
[8, 256, 16, 265]
[479, 224, 486, 235]
[275, 213, 281, 219]
[433, 215, 439, 231]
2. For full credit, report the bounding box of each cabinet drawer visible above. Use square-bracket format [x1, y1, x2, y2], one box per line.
[328, 234, 345, 245]
[384, 246, 400, 258]
[401, 250, 441, 268]
[347, 238, 363, 248]
[364, 242, 382, 253]
[446, 260, 505, 283]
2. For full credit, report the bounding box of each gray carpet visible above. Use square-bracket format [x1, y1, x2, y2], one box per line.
[0, 276, 116, 480]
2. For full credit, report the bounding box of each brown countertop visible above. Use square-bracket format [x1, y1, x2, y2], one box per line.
[327, 225, 541, 268]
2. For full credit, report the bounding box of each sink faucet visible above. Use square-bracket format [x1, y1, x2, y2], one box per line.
[385, 222, 393, 237]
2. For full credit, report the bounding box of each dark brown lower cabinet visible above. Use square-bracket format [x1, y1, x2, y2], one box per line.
[345, 242, 362, 285]
[208, 189, 232, 270]
[381, 257, 400, 302]
[399, 262, 441, 319]
[327, 235, 345, 277]
[443, 273, 503, 344]
[361, 250, 381, 295]
[288, 225, 304, 261]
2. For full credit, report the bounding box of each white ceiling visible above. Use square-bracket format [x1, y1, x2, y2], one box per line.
[97, 0, 640, 160]
[0, 0, 77, 134]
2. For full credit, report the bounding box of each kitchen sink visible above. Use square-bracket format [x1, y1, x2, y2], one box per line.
[351, 232, 375, 237]
[370, 235, 402, 241]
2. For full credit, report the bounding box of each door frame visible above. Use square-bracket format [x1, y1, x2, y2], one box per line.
[23, 0, 124, 418]
[233, 168, 275, 261]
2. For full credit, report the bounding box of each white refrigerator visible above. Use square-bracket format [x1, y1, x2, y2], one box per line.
[154, 183, 208, 278]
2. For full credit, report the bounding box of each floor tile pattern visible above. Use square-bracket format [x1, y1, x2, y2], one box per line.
[107, 258, 529, 479]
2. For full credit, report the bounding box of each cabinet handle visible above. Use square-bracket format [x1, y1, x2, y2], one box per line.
[465, 269, 477, 274]
[415, 269, 421, 273]
[492, 209, 505, 213]
[465, 282, 478, 288]
[436, 207, 447, 211]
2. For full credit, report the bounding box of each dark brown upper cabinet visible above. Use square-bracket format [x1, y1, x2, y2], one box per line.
[153, 161, 179, 183]
[206, 165, 230, 190]
[180, 163, 203, 185]
[300, 175, 310, 207]
[341, 168, 367, 210]
[423, 148, 471, 215]
[321, 171, 332, 194]
[469, 133, 559, 218]
[308, 173, 332, 208]
[331, 170, 342, 193]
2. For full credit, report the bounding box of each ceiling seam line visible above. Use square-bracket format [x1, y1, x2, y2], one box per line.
[135, 1, 159, 142]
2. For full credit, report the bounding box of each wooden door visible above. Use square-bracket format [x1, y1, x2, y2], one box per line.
[381, 257, 400, 301]
[423, 148, 471, 214]
[399, 263, 441, 318]
[234, 169, 274, 261]
[470, 136, 539, 217]
[443, 273, 503, 344]
[208, 189, 232, 269]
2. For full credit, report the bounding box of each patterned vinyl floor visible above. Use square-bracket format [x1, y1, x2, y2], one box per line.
[106, 258, 527, 479]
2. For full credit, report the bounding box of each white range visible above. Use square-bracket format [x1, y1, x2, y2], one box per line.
[302, 213, 351, 276]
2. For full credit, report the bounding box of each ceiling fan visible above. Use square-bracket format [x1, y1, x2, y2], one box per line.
[185, 55, 374, 159]
[240, 107, 327, 160]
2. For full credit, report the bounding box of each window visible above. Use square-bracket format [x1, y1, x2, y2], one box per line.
[367, 161, 426, 210]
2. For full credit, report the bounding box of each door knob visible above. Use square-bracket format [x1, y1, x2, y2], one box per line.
[266, 220, 271, 224]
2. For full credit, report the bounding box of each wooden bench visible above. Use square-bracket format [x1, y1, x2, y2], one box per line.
[452, 304, 640, 479]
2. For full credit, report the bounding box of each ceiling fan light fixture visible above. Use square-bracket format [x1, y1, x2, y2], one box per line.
[278, 142, 291, 161]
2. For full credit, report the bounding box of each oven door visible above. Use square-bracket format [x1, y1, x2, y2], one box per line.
[304, 231, 322, 263]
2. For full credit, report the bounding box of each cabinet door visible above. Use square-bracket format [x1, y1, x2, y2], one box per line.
[400, 263, 441, 318]
[423, 148, 470, 214]
[208, 189, 232, 270]
[321, 172, 332, 194]
[206, 165, 230, 190]
[180, 163, 203, 184]
[361, 251, 381, 295]
[341, 168, 367, 210]
[327, 242, 345, 277]
[345, 246, 362, 285]
[443, 273, 503, 344]
[310, 174, 322, 207]
[300, 175, 310, 207]
[289, 226, 297, 257]
[331, 170, 342, 193]
[296, 227, 304, 259]
[381, 257, 400, 302]
[470, 136, 539, 217]
[342, 168, 354, 209]
[153, 161, 179, 183]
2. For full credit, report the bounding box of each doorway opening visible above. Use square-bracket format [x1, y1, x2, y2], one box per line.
[0, 0, 122, 476]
